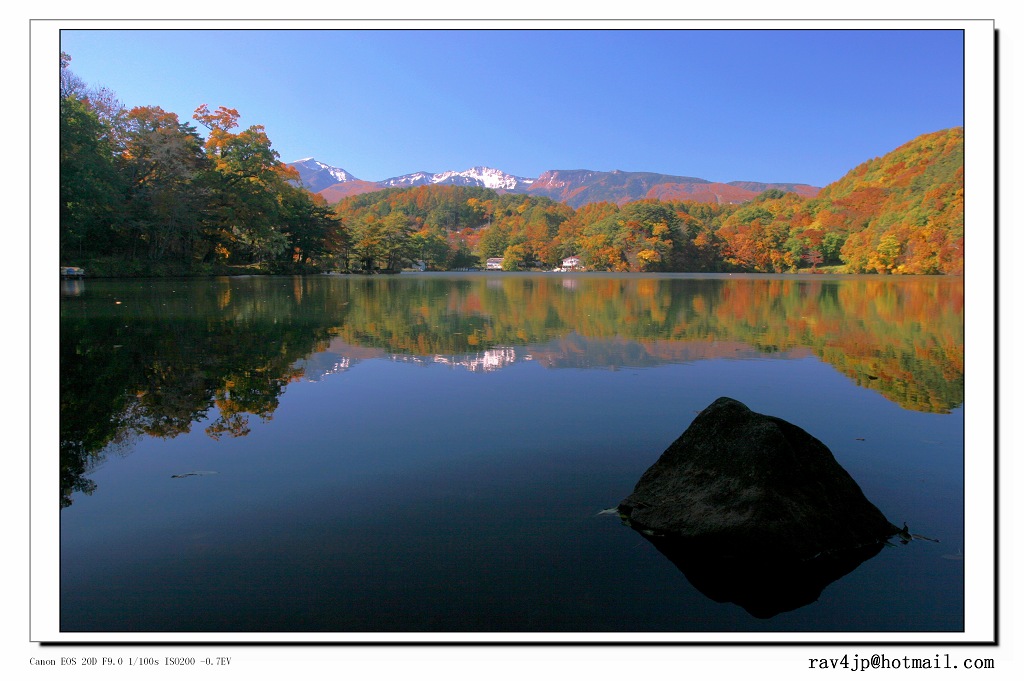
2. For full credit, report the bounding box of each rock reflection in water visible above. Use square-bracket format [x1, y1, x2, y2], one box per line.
[634, 532, 887, 619]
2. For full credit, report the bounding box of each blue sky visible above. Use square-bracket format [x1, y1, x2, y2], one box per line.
[58, 28, 964, 188]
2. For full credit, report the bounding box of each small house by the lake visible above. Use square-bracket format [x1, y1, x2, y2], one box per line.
[486, 258, 504, 270]
[61, 266, 85, 279]
[561, 255, 582, 271]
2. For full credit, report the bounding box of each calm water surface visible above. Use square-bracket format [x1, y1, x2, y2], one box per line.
[59, 273, 964, 633]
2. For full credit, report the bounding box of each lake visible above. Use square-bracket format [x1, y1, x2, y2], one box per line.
[58, 272, 964, 635]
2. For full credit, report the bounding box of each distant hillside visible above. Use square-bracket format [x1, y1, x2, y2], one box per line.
[318, 180, 387, 204]
[727, 181, 821, 197]
[524, 169, 703, 206]
[646, 180, 819, 205]
[525, 170, 819, 207]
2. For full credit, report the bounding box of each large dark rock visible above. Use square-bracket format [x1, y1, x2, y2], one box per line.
[619, 397, 897, 562]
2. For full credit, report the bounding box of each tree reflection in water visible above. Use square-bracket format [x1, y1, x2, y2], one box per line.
[60, 273, 963, 507]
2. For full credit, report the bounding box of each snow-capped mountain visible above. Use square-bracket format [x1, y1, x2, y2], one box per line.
[378, 166, 534, 191]
[289, 158, 361, 193]
[288, 159, 534, 197]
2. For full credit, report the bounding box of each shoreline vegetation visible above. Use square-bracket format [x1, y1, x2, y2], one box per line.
[60, 53, 963, 280]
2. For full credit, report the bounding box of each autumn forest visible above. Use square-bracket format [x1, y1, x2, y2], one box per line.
[59, 53, 965, 277]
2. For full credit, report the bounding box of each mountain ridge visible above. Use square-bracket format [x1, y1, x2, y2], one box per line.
[288, 159, 821, 208]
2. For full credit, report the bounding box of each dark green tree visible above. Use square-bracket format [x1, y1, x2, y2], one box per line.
[60, 94, 124, 261]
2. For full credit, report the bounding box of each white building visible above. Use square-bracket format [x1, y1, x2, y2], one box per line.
[561, 255, 582, 270]
[486, 257, 504, 270]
